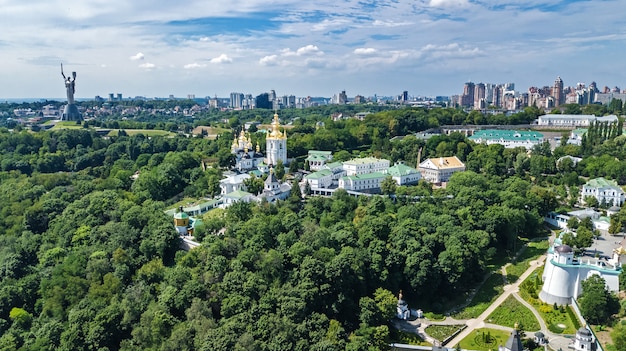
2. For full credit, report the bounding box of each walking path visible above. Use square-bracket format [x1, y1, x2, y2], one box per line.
[444, 255, 546, 347]
[395, 233, 580, 351]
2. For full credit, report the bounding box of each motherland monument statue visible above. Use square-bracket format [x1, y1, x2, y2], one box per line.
[61, 63, 82, 121]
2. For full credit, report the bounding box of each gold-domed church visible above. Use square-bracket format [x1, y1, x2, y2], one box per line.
[231, 130, 264, 172]
[265, 112, 287, 167]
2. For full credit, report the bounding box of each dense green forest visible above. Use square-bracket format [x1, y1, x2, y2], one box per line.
[0, 105, 625, 350]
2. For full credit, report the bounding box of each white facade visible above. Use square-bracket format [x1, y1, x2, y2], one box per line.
[342, 157, 390, 176]
[536, 114, 618, 127]
[306, 151, 333, 171]
[581, 177, 625, 207]
[540, 242, 621, 305]
[384, 163, 421, 185]
[419, 156, 466, 183]
[305, 169, 333, 189]
[219, 173, 251, 195]
[469, 130, 544, 150]
[265, 113, 287, 166]
[339, 172, 386, 191]
[220, 190, 255, 208]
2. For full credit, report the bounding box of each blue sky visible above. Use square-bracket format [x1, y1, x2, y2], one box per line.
[1, 0, 626, 99]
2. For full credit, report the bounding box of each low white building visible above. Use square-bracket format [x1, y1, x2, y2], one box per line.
[384, 162, 421, 185]
[304, 162, 346, 189]
[418, 156, 466, 183]
[581, 177, 625, 207]
[219, 173, 251, 195]
[306, 150, 333, 171]
[339, 172, 386, 191]
[469, 129, 544, 149]
[343, 157, 390, 176]
[220, 190, 256, 208]
[536, 114, 618, 127]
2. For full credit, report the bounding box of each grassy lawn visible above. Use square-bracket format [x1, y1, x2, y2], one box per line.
[424, 312, 446, 321]
[390, 329, 430, 346]
[459, 328, 511, 351]
[506, 240, 549, 283]
[425, 325, 465, 342]
[50, 121, 84, 129]
[486, 295, 540, 331]
[167, 197, 203, 212]
[107, 129, 176, 137]
[452, 273, 505, 320]
[192, 126, 229, 138]
[518, 270, 580, 334]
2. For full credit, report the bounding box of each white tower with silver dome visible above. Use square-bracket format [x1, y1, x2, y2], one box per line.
[540, 235, 621, 305]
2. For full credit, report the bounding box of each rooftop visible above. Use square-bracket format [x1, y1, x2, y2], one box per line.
[387, 163, 419, 177]
[469, 129, 543, 142]
[585, 177, 621, 189]
[308, 150, 332, 156]
[342, 171, 387, 181]
[420, 156, 465, 170]
[222, 190, 253, 199]
[343, 157, 387, 165]
[305, 169, 332, 180]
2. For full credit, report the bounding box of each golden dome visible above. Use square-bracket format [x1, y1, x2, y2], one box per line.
[268, 112, 286, 139]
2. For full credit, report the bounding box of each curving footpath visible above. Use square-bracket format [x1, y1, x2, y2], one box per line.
[444, 255, 546, 347]
[397, 246, 574, 351]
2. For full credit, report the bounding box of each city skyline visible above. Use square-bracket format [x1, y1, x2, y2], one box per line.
[1, 0, 626, 99]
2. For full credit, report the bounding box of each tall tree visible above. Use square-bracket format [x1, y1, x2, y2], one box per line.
[577, 275, 619, 324]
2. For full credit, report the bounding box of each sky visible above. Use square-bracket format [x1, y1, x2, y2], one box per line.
[1, 0, 626, 99]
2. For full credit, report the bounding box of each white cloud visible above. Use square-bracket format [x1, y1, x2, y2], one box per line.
[259, 55, 280, 66]
[130, 52, 144, 61]
[354, 48, 377, 55]
[311, 18, 350, 32]
[296, 44, 323, 56]
[421, 43, 482, 58]
[373, 20, 412, 27]
[184, 62, 207, 69]
[429, 0, 469, 7]
[278, 45, 323, 57]
[138, 62, 155, 69]
[210, 54, 232, 64]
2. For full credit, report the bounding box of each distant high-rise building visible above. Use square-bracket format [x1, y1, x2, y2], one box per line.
[255, 93, 272, 109]
[268, 89, 276, 102]
[338, 90, 347, 104]
[460, 82, 475, 107]
[474, 83, 485, 109]
[492, 85, 502, 108]
[108, 93, 115, 102]
[354, 95, 365, 104]
[400, 90, 408, 102]
[552, 76, 564, 107]
[117, 93, 123, 101]
[230, 92, 244, 108]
